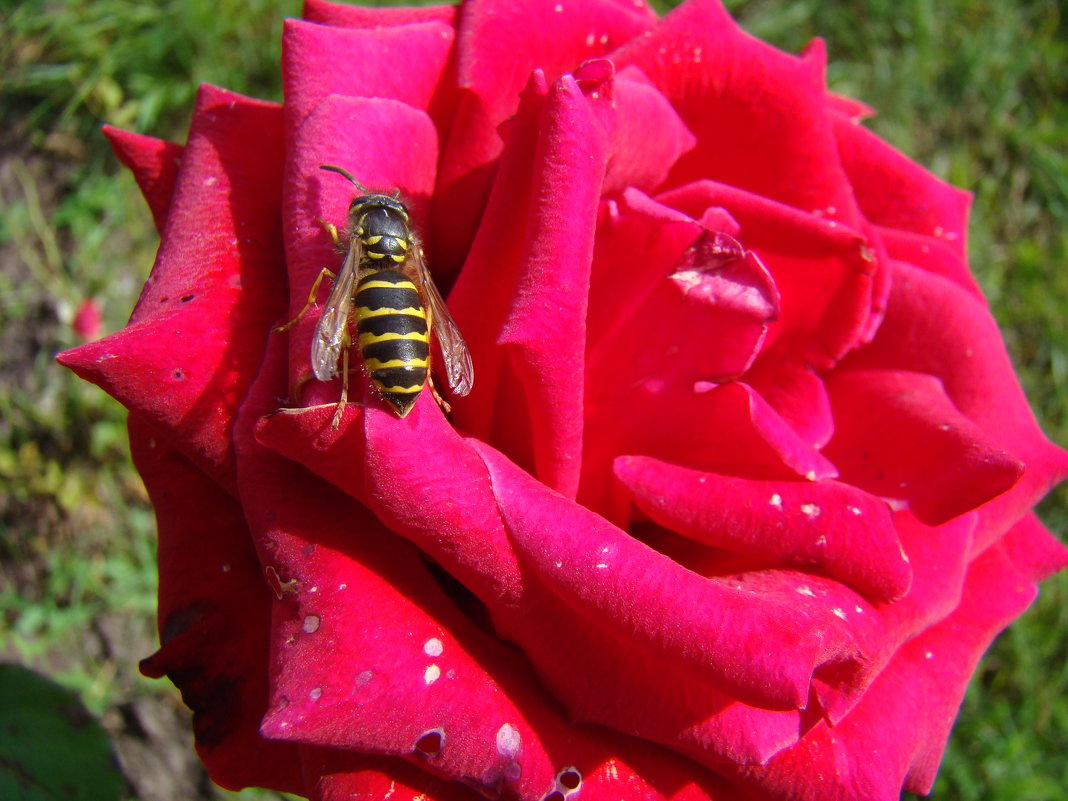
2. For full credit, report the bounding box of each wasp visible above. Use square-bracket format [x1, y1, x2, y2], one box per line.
[281, 165, 473, 427]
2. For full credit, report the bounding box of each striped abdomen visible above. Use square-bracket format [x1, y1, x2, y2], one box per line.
[354, 269, 429, 416]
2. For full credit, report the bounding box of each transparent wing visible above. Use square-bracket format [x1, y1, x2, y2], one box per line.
[311, 241, 361, 381]
[412, 245, 474, 396]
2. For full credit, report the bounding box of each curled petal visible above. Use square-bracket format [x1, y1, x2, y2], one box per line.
[824, 369, 1025, 525]
[842, 260, 1068, 546]
[102, 125, 182, 232]
[58, 86, 287, 489]
[614, 455, 912, 603]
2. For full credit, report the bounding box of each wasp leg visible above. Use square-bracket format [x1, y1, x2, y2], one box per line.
[330, 327, 351, 429]
[275, 267, 336, 333]
[318, 218, 344, 251]
[427, 375, 452, 415]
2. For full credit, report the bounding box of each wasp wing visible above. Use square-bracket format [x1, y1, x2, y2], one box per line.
[412, 246, 474, 396]
[310, 241, 361, 381]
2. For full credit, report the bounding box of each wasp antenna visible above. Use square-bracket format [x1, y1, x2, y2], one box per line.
[320, 164, 369, 193]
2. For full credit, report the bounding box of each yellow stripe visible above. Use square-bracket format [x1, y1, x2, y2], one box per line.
[357, 307, 427, 319]
[358, 331, 429, 346]
[366, 358, 429, 370]
[374, 383, 424, 394]
[359, 278, 417, 291]
[364, 235, 383, 246]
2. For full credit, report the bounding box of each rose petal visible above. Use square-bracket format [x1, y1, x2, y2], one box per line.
[615, 0, 861, 225]
[614, 455, 912, 603]
[824, 368, 1025, 525]
[57, 85, 287, 490]
[102, 125, 183, 232]
[431, 0, 657, 276]
[447, 69, 609, 497]
[280, 94, 439, 418]
[303, 0, 458, 28]
[812, 510, 975, 722]
[834, 113, 972, 259]
[582, 380, 838, 525]
[128, 414, 304, 795]
[659, 179, 882, 369]
[601, 65, 696, 195]
[743, 361, 834, 450]
[476, 441, 861, 712]
[740, 531, 1039, 800]
[282, 17, 455, 138]
[841, 261, 1068, 545]
[998, 512, 1068, 583]
[248, 339, 748, 799]
[877, 226, 984, 300]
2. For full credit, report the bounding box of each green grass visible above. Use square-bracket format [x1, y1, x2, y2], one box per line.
[1, 0, 1065, 799]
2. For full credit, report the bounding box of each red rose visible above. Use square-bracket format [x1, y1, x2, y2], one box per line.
[59, 1, 1068, 799]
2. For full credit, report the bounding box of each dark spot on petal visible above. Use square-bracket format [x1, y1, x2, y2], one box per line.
[173, 369, 184, 380]
[414, 728, 444, 758]
[181, 294, 195, 302]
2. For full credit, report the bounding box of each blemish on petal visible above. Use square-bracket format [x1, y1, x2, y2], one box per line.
[423, 637, 444, 657]
[424, 664, 441, 685]
[308, 686, 322, 701]
[796, 584, 816, 597]
[848, 506, 863, 515]
[831, 607, 847, 620]
[302, 615, 320, 634]
[800, 503, 821, 519]
[354, 669, 374, 687]
[925, 651, 934, 660]
[769, 493, 784, 510]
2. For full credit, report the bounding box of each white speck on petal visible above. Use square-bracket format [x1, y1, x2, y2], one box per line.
[769, 493, 784, 510]
[554, 3, 563, 10]
[302, 615, 320, 634]
[424, 664, 441, 685]
[815, 534, 828, 546]
[855, 605, 864, 614]
[796, 585, 816, 597]
[925, 651, 934, 660]
[496, 723, 522, 758]
[831, 608, 847, 620]
[423, 637, 444, 657]
[848, 506, 863, 515]
[309, 687, 322, 700]
[801, 503, 821, 519]
[805, 470, 817, 481]
[585, 32, 595, 46]
[338, 583, 347, 590]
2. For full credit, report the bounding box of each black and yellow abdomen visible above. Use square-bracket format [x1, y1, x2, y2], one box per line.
[354, 269, 429, 416]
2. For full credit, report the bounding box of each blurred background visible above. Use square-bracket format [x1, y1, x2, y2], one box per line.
[1, 0, 1064, 799]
